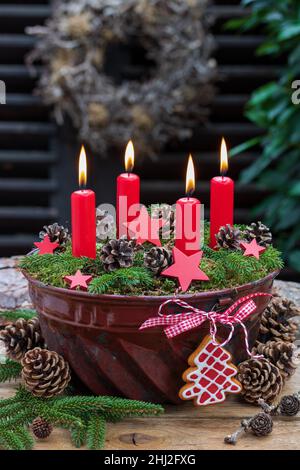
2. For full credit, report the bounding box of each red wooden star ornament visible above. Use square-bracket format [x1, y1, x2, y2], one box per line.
[34, 235, 59, 255]
[125, 206, 165, 246]
[64, 270, 93, 291]
[240, 239, 266, 260]
[161, 247, 209, 292]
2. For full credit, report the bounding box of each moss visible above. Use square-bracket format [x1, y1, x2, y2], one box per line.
[20, 224, 284, 295]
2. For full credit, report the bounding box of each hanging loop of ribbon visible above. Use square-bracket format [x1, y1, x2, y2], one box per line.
[139, 292, 272, 357]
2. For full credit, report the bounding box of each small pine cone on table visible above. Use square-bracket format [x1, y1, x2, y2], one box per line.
[32, 417, 53, 439]
[100, 238, 135, 272]
[253, 341, 300, 380]
[152, 204, 175, 240]
[21, 348, 71, 398]
[237, 358, 283, 404]
[249, 412, 273, 437]
[0, 318, 46, 362]
[278, 395, 300, 416]
[144, 246, 173, 275]
[243, 221, 272, 247]
[215, 224, 242, 250]
[257, 296, 299, 344]
[39, 223, 70, 247]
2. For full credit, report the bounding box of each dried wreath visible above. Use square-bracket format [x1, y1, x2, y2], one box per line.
[27, 0, 216, 156]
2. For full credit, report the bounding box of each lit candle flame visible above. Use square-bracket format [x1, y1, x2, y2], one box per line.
[79, 145, 87, 188]
[125, 140, 134, 172]
[220, 137, 228, 176]
[185, 154, 195, 196]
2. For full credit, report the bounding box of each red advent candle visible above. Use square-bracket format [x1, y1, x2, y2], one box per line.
[175, 154, 201, 255]
[210, 138, 234, 248]
[117, 140, 140, 238]
[71, 145, 96, 259]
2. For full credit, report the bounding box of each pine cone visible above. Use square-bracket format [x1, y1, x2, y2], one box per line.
[278, 395, 300, 416]
[96, 208, 116, 241]
[258, 296, 299, 344]
[244, 221, 272, 247]
[21, 348, 71, 398]
[144, 247, 173, 275]
[39, 223, 70, 247]
[238, 358, 283, 404]
[215, 224, 242, 250]
[253, 341, 300, 379]
[152, 204, 175, 240]
[32, 417, 53, 439]
[0, 318, 46, 362]
[271, 290, 300, 317]
[100, 238, 135, 272]
[249, 412, 273, 437]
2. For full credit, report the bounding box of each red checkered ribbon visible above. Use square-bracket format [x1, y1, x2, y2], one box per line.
[140, 292, 272, 356]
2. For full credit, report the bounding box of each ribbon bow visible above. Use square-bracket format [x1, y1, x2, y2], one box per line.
[140, 292, 272, 357]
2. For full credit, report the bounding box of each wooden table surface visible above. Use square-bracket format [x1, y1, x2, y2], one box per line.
[0, 370, 299, 451]
[0, 258, 299, 450]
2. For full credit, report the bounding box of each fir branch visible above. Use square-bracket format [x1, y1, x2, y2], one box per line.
[0, 386, 163, 450]
[0, 359, 22, 383]
[86, 396, 164, 422]
[51, 395, 163, 420]
[70, 424, 87, 448]
[3, 430, 27, 450]
[44, 410, 83, 429]
[51, 395, 105, 415]
[0, 394, 18, 409]
[19, 251, 85, 288]
[88, 267, 154, 295]
[0, 402, 26, 419]
[86, 415, 106, 450]
[0, 309, 37, 321]
[0, 431, 19, 450]
[0, 433, 13, 450]
[0, 409, 34, 428]
[14, 426, 35, 450]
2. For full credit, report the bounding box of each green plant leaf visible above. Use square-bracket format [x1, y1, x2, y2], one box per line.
[289, 182, 300, 196]
[278, 23, 300, 41]
[289, 250, 300, 271]
[229, 137, 261, 158]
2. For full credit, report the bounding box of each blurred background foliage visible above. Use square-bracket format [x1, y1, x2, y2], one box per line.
[228, 0, 300, 272]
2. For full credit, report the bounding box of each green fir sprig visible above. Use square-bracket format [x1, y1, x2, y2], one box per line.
[88, 267, 154, 294]
[0, 386, 164, 450]
[0, 359, 22, 383]
[0, 309, 37, 322]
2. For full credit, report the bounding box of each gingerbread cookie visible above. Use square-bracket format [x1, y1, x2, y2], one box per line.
[179, 335, 242, 406]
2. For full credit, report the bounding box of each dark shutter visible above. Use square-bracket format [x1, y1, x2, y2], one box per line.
[0, 1, 54, 256]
